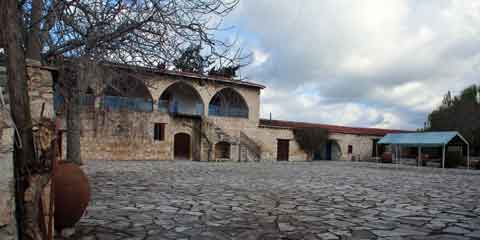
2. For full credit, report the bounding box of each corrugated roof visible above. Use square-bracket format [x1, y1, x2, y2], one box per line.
[378, 131, 468, 146]
[259, 119, 408, 136]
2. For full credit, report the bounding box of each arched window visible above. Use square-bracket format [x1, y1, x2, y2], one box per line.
[159, 82, 204, 117]
[215, 142, 231, 159]
[101, 76, 154, 112]
[209, 88, 248, 118]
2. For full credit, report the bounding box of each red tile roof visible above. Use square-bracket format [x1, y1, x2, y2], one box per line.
[100, 62, 266, 89]
[259, 119, 409, 136]
[158, 69, 266, 89]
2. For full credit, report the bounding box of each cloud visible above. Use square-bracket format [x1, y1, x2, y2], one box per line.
[224, 0, 480, 129]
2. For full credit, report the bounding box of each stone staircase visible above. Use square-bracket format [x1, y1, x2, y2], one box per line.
[240, 131, 262, 162]
[200, 119, 262, 162]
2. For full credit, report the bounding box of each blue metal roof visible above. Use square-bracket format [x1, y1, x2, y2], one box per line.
[378, 131, 467, 146]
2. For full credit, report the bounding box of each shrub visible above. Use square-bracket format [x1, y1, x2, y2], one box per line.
[293, 127, 328, 160]
[445, 151, 464, 168]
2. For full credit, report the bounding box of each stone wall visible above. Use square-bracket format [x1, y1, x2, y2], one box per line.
[330, 133, 382, 161]
[26, 63, 55, 120]
[0, 63, 16, 240]
[80, 110, 202, 161]
[0, 117, 17, 240]
[0, 62, 56, 240]
[78, 110, 310, 162]
[69, 64, 382, 162]
[146, 75, 261, 123]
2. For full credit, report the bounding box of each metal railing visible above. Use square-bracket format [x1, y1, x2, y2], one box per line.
[102, 96, 153, 112]
[208, 105, 248, 118]
[158, 100, 204, 116]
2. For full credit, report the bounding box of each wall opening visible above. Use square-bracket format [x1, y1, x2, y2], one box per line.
[101, 75, 154, 112]
[215, 141, 231, 160]
[314, 140, 341, 160]
[277, 139, 290, 161]
[154, 123, 165, 141]
[159, 82, 204, 117]
[174, 133, 191, 160]
[209, 88, 249, 118]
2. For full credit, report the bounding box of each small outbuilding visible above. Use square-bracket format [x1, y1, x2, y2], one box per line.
[378, 131, 470, 169]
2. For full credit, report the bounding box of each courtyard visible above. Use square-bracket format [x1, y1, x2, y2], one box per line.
[68, 161, 480, 240]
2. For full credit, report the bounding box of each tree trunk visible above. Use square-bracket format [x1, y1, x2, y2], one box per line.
[4, 0, 36, 179]
[26, 0, 43, 61]
[66, 65, 82, 165]
[3, 0, 47, 239]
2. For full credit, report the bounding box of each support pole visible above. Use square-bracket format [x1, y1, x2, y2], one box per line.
[467, 143, 470, 170]
[395, 145, 399, 169]
[442, 144, 446, 169]
[399, 145, 402, 167]
[418, 146, 422, 167]
[376, 143, 379, 165]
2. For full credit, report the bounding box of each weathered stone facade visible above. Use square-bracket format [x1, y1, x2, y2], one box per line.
[76, 71, 308, 161]
[0, 116, 17, 240]
[65, 64, 403, 162]
[0, 61, 57, 240]
[329, 133, 383, 161]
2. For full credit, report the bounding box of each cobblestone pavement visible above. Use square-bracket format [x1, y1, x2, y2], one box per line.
[66, 161, 480, 240]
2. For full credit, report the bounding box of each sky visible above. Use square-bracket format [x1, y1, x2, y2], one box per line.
[219, 0, 480, 130]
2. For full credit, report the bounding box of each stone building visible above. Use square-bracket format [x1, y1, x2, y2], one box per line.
[0, 61, 405, 238]
[53, 63, 405, 162]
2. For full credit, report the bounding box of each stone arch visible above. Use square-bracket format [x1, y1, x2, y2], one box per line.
[104, 75, 153, 100]
[314, 140, 342, 160]
[158, 81, 205, 116]
[100, 76, 154, 112]
[215, 141, 231, 160]
[208, 87, 249, 118]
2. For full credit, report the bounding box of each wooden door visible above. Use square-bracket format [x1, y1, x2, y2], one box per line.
[277, 139, 290, 161]
[174, 133, 191, 160]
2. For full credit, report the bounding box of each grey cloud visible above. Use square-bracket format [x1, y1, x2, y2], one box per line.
[227, 0, 480, 128]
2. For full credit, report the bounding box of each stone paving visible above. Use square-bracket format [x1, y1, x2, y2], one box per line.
[64, 161, 480, 240]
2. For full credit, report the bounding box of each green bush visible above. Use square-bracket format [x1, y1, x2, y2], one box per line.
[445, 152, 464, 168]
[473, 160, 480, 170]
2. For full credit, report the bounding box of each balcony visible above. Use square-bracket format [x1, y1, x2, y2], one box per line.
[158, 100, 204, 117]
[208, 105, 248, 118]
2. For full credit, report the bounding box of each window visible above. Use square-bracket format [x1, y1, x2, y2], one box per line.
[348, 145, 353, 154]
[154, 123, 165, 141]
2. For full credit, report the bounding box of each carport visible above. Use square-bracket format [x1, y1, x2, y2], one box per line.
[378, 131, 470, 169]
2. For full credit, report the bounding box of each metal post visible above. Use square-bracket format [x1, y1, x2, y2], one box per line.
[395, 145, 399, 169]
[442, 144, 446, 169]
[467, 143, 470, 170]
[376, 143, 379, 165]
[399, 145, 402, 167]
[418, 146, 422, 167]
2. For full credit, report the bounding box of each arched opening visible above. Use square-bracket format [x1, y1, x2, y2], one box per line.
[159, 82, 204, 117]
[215, 142, 231, 160]
[174, 133, 191, 160]
[101, 75, 154, 112]
[209, 88, 249, 118]
[313, 140, 342, 161]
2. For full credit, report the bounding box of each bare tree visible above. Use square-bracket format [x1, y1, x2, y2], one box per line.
[17, 0, 246, 165]
[2, 0, 245, 238]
